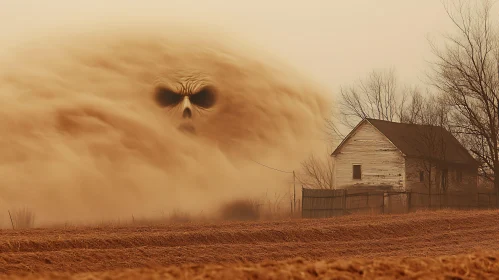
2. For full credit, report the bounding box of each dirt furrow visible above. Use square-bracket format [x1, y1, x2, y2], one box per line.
[2, 250, 499, 280]
[1, 209, 498, 276]
[1, 209, 495, 240]
[0, 222, 498, 274]
[0, 210, 497, 254]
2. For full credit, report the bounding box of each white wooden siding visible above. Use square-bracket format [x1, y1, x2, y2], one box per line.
[333, 122, 405, 190]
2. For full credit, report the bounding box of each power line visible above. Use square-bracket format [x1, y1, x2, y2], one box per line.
[249, 158, 298, 214]
[249, 159, 293, 174]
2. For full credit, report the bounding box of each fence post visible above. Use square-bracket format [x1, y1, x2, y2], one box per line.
[381, 192, 385, 214]
[342, 190, 347, 215]
[407, 191, 411, 213]
[428, 190, 431, 210]
[367, 192, 370, 210]
[477, 192, 480, 209]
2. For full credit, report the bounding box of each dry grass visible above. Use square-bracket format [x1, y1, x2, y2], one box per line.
[21, 196, 292, 230]
[8, 208, 35, 229]
[129, 209, 195, 225]
[166, 209, 193, 224]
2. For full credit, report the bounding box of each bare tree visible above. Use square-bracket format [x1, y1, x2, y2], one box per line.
[297, 148, 334, 189]
[393, 92, 451, 208]
[414, 124, 449, 204]
[399, 90, 425, 124]
[424, 96, 451, 195]
[333, 68, 436, 131]
[337, 68, 401, 129]
[429, 0, 499, 191]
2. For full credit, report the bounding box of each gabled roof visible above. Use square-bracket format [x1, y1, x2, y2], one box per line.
[331, 118, 479, 166]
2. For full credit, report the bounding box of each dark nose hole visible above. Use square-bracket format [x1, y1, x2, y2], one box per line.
[183, 108, 192, 119]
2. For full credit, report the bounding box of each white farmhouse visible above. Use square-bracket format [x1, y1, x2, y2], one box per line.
[331, 118, 479, 193]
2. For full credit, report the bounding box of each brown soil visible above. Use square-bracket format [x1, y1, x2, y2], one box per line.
[1, 209, 499, 279]
[4, 251, 499, 280]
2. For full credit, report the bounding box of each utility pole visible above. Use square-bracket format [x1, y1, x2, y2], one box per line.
[293, 171, 296, 214]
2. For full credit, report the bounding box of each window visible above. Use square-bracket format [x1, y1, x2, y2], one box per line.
[419, 171, 424, 182]
[457, 170, 463, 183]
[353, 165, 362, 179]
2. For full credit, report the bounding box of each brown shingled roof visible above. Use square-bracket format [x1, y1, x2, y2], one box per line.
[332, 118, 479, 166]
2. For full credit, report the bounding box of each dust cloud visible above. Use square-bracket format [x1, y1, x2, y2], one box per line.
[0, 24, 332, 226]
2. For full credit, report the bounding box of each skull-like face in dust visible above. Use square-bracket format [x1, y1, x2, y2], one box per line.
[153, 74, 217, 134]
[0, 27, 331, 161]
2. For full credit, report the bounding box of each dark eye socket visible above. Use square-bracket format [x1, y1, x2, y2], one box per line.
[190, 86, 217, 109]
[155, 87, 183, 107]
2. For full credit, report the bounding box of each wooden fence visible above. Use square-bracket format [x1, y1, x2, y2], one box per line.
[301, 187, 499, 218]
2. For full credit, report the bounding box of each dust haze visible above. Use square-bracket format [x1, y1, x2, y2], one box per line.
[0, 24, 332, 226]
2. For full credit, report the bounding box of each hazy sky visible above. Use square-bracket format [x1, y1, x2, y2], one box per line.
[0, 0, 464, 96]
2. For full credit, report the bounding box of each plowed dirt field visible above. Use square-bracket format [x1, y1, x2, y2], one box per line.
[1, 209, 499, 279]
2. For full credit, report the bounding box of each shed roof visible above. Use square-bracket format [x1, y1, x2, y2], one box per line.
[331, 118, 478, 166]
